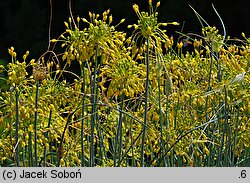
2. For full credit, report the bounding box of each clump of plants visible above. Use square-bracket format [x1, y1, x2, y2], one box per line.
[0, 0, 249, 167]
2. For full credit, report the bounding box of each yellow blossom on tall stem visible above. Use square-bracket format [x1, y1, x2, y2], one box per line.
[128, 0, 178, 166]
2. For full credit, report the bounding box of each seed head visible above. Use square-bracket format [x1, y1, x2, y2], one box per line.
[33, 61, 47, 82]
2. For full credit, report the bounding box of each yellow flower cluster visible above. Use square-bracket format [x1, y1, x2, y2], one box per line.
[0, 1, 249, 167]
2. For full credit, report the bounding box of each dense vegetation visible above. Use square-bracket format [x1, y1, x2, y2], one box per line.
[0, 1, 249, 167]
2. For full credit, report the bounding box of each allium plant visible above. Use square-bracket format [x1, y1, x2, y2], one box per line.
[0, 0, 249, 167]
[127, 0, 179, 166]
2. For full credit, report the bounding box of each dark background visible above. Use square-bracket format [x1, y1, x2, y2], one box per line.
[0, 0, 249, 62]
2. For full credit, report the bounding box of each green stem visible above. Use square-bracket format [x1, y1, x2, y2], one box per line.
[43, 109, 52, 167]
[90, 46, 99, 167]
[9, 87, 13, 146]
[57, 107, 78, 166]
[114, 93, 124, 166]
[164, 81, 169, 128]
[141, 38, 150, 167]
[28, 132, 33, 166]
[96, 118, 106, 165]
[15, 86, 20, 167]
[205, 51, 214, 122]
[219, 85, 228, 166]
[96, 55, 105, 165]
[151, 103, 225, 164]
[215, 52, 221, 82]
[130, 119, 136, 166]
[81, 62, 86, 167]
[231, 105, 239, 166]
[158, 75, 166, 166]
[34, 81, 39, 166]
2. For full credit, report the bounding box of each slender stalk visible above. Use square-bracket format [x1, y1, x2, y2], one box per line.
[151, 103, 225, 164]
[231, 105, 240, 166]
[43, 110, 52, 167]
[206, 103, 217, 166]
[118, 130, 143, 166]
[163, 80, 170, 166]
[219, 85, 228, 166]
[80, 113, 85, 166]
[117, 96, 124, 166]
[130, 119, 136, 166]
[9, 87, 13, 145]
[15, 87, 20, 167]
[141, 38, 150, 167]
[215, 52, 221, 82]
[90, 47, 99, 167]
[157, 74, 166, 166]
[34, 81, 39, 166]
[81, 62, 86, 167]
[205, 52, 214, 122]
[57, 108, 78, 166]
[114, 93, 124, 166]
[28, 132, 33, 166]
[96, 118, 106, 165]
[164, 81, 169, 128]
[96, 55, 105, 165]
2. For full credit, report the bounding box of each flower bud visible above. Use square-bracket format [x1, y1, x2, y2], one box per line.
[82, 18, 88, 23]
[172, 22, 179, 25]
[120, 19, 125, 24]
[64, 21, 69, 28]
[156, 1, 160, 8]
[133, 4, 139, 12]
[109, 15, 113, 24]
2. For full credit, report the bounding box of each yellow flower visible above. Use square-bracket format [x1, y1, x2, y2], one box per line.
[133, 4, 139, 13]
[171, 22, 179, 26]
[156, 1, 160, 8]
[177, 42, 183, 49]
[204, 146, 210, 155]
[28, 125, 34, 133]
